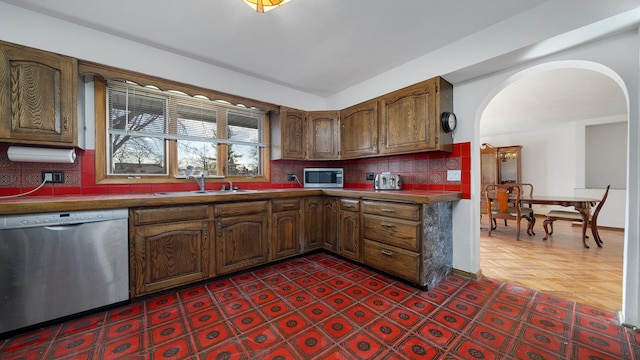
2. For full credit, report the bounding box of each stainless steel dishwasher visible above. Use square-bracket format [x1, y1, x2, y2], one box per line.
[0, 208, 129, 334]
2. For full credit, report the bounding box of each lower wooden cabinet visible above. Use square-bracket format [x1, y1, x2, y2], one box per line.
[339, 199, 361, 261]
[271, 199, 302, 260]
[214, 201, 269, 275]
[303, 197, 339, 252]
[129, 205, 210, 297]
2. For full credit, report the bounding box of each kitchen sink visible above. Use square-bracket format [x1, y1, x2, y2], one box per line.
[155, 189, 257, 196]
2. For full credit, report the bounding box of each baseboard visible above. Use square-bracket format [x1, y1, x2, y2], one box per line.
[452, 268, 483, 281]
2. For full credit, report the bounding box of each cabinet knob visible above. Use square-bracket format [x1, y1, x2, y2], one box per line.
[63, 115, 69, 130]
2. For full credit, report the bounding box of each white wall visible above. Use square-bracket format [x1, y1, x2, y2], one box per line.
[481, 116, 627, 229]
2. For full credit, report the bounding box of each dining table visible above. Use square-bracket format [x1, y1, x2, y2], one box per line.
[519, 195, 602, 248]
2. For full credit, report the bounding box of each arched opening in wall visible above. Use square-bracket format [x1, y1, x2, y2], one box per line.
[478, 61, 628, 312]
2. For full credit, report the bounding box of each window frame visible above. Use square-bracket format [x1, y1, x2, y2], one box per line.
[93, 77, 271, 185]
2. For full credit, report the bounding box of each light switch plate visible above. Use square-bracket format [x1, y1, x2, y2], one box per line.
[447, 170, 461, 181]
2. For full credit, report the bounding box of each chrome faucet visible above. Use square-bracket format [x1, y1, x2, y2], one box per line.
[188, 173, 206, 192]
[221, 181, 234, 191]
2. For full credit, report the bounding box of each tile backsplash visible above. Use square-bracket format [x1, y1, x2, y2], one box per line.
[0, 142, 470, 199]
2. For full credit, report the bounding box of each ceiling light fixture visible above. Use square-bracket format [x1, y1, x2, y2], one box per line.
[242, 0, 292, 13]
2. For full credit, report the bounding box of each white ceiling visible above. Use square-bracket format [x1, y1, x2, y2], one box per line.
[0, 0, 633, 134]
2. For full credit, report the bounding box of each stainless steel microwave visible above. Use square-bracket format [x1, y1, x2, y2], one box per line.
[303, 168, 343, 188]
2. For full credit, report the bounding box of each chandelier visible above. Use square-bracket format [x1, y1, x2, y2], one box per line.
[242, 0, 292, 13]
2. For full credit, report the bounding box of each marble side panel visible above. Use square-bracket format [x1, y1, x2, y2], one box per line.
[422, 201, 453, 289]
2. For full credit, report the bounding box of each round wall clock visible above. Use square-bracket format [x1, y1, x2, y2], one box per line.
[441, 112, 457, 133]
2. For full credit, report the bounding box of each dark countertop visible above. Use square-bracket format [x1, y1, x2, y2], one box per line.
[0, 188, 461, 215]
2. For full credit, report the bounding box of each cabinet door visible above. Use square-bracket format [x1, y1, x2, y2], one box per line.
[0, 41, 77, 146]
[272, 209, 301, 260]
[303, 197, 324, 251]
[380, 79, 436, 155]
[307, 111, 339, 160]
[340, 100, 379, 159]
[131, 220, 209, 297]
[275, 107, 307, 160]
[216, 213, 269, 274]
[323, 198, 339, 252]
[339, 210, 361, 261]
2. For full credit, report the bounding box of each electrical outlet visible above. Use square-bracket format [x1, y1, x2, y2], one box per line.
[287, 174, 296, 181]
[366, 172, 374, 180]
[42, 171, 65, 183]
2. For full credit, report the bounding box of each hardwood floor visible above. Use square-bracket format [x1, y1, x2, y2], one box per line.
[480, 215, 624, 312]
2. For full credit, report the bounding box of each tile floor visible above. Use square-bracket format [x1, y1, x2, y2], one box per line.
[1, 253, 638, 359]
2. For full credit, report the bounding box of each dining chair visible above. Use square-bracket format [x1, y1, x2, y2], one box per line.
[542, 185, 610, 245]
[485, 184, 535, 240]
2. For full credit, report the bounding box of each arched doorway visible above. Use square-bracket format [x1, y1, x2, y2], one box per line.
[477, 60, 628, 311]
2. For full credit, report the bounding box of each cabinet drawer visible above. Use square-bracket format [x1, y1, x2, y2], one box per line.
[363, 239, 419, 284]
[214, 201, 268, 217]
[272, 198, 301, 212]
[363, 201, 420, 221]
[133, 205, 209, 225]
[340, 199, 360, 211]
[363, 214, 420, 251]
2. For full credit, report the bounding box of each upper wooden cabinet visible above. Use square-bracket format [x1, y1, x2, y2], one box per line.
[0, 41, 77, 146]
[380, 77, 453, 155]
[271, 107, 307, 160]
[340, 99, 379, 159]
[307, 111, 339, 160]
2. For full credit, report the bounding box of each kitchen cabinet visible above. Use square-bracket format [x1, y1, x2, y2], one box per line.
[339, 198, 361, 261]
[480, 143, 522, 214]
[307, 111, 340, 160]
[271, 107, 307, 160]
[215, 201, 269, 274]
[129, 205, 210, 297]
[0, 40, 77, 146]
[362, 201, 421, 284]
[271, 198, 302, 260]
[340, 99, 379, 159]
[379, 77, 453, 155]
[303, 197, 339, 252]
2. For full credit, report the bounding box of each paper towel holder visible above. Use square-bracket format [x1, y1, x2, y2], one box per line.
[7, 145, 77, 164]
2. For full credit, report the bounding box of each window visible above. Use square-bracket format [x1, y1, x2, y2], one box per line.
[102, 80, 268, 181]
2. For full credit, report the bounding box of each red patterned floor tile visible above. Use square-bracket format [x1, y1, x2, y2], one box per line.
[526, 312, 570, 337]
[431, 308, 470, 331]
[275, 313, 310, 336]
[263, 274, 288, 286]
[572, 327, 630, 358]
[450, 337, 502, 360]
[451, 289, 488, 306]
[487, 299, 526, 320]
[261, 300, 292, 320]
[367, 318, 405, 343]
[417, 289, 448, 304]
[178, 285, 208, 301]
[360, 278, 387, 292]
[149, 321, 186, 346]
[104, 318, 143, 342]
[379, 286, 411, 303]
[59, 313, 104, 338]
[184, 296, 215, 315]
[343, 331, 385, 358]
[1, 326, 59, 353]
[311, 269, 337, 281]
[575, 303, 618, 321]
[231, 272, 258, 284]
[187, 308, 223, 330]
[444, 298, 481, 319]
[303, 302, 335, 322]
[343, 284, 373, 301]
[1, 347, 49, 360]
[477, 310, 521, 334]
[402, 295, 437, 315]
[50, 331, 98, 358]
[250, 289, 278, 306]
[463, 281, 497, 296]
[432, 281, 458, 295]
[252, 267, 276, 278]
[294, 275, 320, 288]
[242, 324, 282, 353]
[308, 283, 333, 298]
[363, 295, 392, 313]
[282, 268, 306, 280]
[535, 292, 574, 310]
[519, 324, 569, 356]
[239, 280, 265, 294]
[107, 303, 144, 324]
[213, 287, 242, 303]
[344, 304, 378, 326]
[148, 307, 181, 327]
[206, 278, 234, 293]
[148, 336, 194, 359]
[343, 269, 370, 283]
[325, 293, 354, 310]
[199, 339, 247, 359]
[146, 294, 179, 311]
[467, 323, 512, 352]
[503, 283, 535, 297]
[292, 327, 332, 357]
[229, 310, 266, 332]
[287, 290, 314, 308]
[100, 336, 144, 359]
[496, 290, 529, 308]
[385, 307, 422, 329]
[326, 277, 353, 290]
[254, 343, 301, 360]
[220, 299, 252, 317]
[193, 321, 235, 350]
[509, 340, 565, 360]
[273, 281, 301, 295]
[52, 349, 96, 360]
[416, 320, 459, 348]
[320, 317, 356, 343]
[532, 302, 570, 322]
[571, 342, 629, 360]
[397, 335, 444, 359]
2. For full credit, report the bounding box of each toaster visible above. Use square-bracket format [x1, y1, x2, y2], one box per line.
[374, 172, 402, 190]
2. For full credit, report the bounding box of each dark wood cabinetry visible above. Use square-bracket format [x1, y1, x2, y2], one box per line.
[271, 199, 302, 260]
[339, 198, 361, 261]
[340, 100, 379, 159]
[271, 107, 307, 160]
[307, 111, 340, 159]
[129, 205, 210, 297]
[380, 77, 453, 155]
[0, 41, 77, 146]
[303, 197, 339, 252]
[214, 201, 269, 274]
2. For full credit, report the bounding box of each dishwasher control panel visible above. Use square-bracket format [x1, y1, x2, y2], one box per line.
[1, 208, 128, 229]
